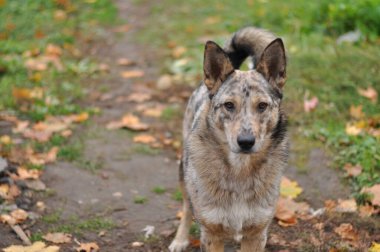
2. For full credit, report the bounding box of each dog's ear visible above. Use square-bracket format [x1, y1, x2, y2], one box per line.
[256, 38, 286, 89]
[203, 41, 234, 96]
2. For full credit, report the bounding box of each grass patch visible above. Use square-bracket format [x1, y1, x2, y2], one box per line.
[134, 195, 148, 204]
[172, 189, 183, 202]
[131, 144, 160, 156]
[53, 217, 115, 234]
[152, 186, 166, 195]
[30, 232, 44, 242]
[161, 106, 181, 121]
[41, 211, 61, 224]
[189, 222, 201, 236]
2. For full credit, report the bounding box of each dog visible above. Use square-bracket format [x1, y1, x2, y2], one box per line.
[169, 27, 288, 252]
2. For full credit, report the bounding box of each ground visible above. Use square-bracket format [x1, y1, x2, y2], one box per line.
[0, 0, 379, 252]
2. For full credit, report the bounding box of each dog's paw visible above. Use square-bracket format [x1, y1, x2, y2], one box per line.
[169, 239, 189, 252]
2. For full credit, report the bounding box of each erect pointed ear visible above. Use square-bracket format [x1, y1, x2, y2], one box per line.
[203, 41, 234, 96]
[256, 38, 287, 89]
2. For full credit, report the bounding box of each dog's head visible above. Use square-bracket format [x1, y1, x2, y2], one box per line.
[204, 39, 286, 155]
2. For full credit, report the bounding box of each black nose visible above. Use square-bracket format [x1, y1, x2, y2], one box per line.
[237, 134, 255, 151]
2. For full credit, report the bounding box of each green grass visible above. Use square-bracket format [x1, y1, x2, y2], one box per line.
[53, 217, 115, 235]
[136, 0, 380, 197]
[41, 211, 61, 224]
[131, 144, 160, 156]
[152, 186, 166, 195]
[172, 189, 183, 202]
[57, 140, 83, 161]
[0, 0, 116, 114]
[134, 195, 148, 204]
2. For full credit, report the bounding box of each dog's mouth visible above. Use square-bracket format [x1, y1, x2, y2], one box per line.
[231, 149, 255, 154]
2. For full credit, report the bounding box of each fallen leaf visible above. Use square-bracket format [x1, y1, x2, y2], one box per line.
[17, 166, 41, 180]
[358, 87, 378, 103]
[345, 123, 362, 136]
[275, 197, 310, 227]
[172, 46, 187, 58]
[120, 70, 144, 79]
[131, 241, 143, 248]
[10, 209, 28, 223]
[126, 93, 151, 103]
[304, 96, 318, 112]
[54, 10, 67, 21]
[0, 214, 16, 225]
[358, 204, 377, 217]
[361, 184, 380, 206]
[335, 199, 357, 213]
[343, 163, 362, 177]
[69, 112, 89, 123]
[117, 58, 133, 66]
[142, 107, 164, 118]
[334, 223, 358, 241]
[106, 114, 149, 131]
[43, 232, 71, 244]
[280, 176, 303, 199]
[0, 135, 12, 145]
[97, 63, 109, 72]
[349, 105, 365, 119]
[12, 87, 44, 101]
[45, 44, 62, 57]
[3, 241, 60, 252]
[133, 134, 156, 144]
[204, 16, 221, 25]
[76, 242, 99, 252]
[190, 239, 201, 248]
[369, 242, 380, 252]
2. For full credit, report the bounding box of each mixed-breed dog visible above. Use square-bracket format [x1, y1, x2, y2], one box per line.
[116, 26, 287, 251]
[168, 27, 288, 252]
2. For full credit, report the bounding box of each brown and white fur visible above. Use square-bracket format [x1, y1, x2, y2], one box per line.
[169, 27, 289, 252]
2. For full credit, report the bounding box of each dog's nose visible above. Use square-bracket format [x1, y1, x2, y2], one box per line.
[237, 134, 255, 151]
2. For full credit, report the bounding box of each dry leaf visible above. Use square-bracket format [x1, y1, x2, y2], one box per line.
[120, 70, 144, 79]
[343, 163, 362, 177]
[172, 46, 187, 58]
[335, 199, 357, 213]
[275, 197, 310, 227]
[358, 87, 378, 103]
[334, 223, 358, 241]
[131, 241, 143, 248]
[0, 214, 16, 225]
[142, 107, 164, 118]
[10, 209, 28, 223]
[190, 238, 201, 248]
[133, 134, 156, 144]
[280, 176, 303, 199]
[45, 44, 62, 57]
[17, 167, 41, 180]
[349, 105, 365, 119]
[361, 184, 380, 206]
[0, 135, 12, 145]
[3, 241, 59, 252]
[106, 114, 149, 131]
[369, 242, 380, 252]
[304, 96, 318, 112]
[126, 93, 151, 103]
[117, 58, 133, 66]
[345, 123, 362, 136]
[69, 112, 89, 123]
[76, 242, 99, 252]
[12, 87, 44, 101]
[358, 204, 377, 217]
[43, 232, 72, 244]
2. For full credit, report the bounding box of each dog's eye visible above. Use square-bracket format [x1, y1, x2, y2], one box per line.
[224, 102, 235, 111]
[258, 102, 268, 112]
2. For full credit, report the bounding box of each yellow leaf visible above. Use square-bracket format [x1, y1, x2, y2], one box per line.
[120, 70, 144, 79]
[3, 241, 59, 252]
[280, 176, 303, 199]
[345, 123, 362, 136]
[369, 242, 380, 252]
[0, 135, 12, 144]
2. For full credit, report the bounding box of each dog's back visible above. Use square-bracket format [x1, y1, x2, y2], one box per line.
[171, 27, 288, 252]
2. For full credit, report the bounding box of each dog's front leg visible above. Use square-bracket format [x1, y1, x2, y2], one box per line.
[240, 229, 267, 252]
[201, 228, 224, 252]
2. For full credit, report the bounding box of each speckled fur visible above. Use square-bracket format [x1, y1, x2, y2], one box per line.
[170, 27, 289, 252]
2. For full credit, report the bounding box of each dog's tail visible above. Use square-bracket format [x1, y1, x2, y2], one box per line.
[224, 26, 276, 69]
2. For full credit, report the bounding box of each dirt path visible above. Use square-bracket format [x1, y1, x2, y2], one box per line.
[2, 1, 362, 251]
